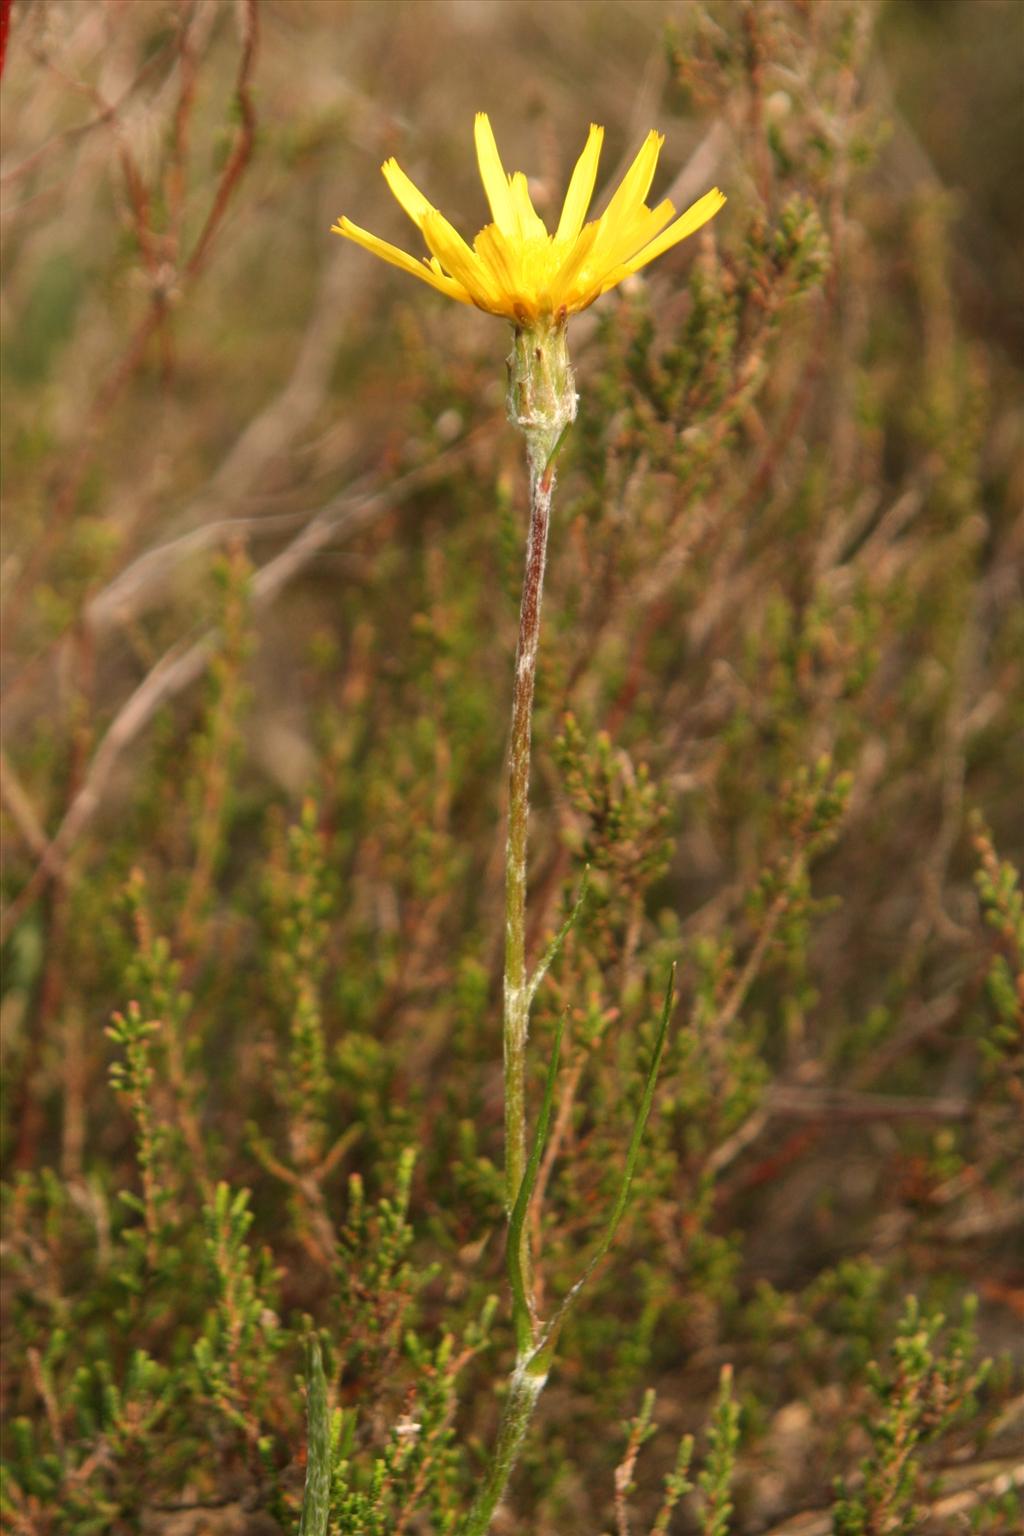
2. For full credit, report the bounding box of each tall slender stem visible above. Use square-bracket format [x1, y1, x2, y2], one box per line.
[502, 317, 575, 1267]
[465, 319, 669, 1536]
[462, 319, 575, 1536]
[503, 449, 554, 1223]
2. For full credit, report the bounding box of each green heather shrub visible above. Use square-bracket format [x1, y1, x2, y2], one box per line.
[1, 2, 1021, 1533]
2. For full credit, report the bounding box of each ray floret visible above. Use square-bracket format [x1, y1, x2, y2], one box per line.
[332, 113, 725, 324]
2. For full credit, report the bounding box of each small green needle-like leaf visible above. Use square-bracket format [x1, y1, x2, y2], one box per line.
[526, 868, 590, 1005]
[507, 1009, 566, 1356]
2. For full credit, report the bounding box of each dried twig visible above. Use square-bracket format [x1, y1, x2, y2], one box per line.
[2, 434, 487, 944]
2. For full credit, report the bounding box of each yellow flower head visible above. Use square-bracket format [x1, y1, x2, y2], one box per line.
[332, 114, 725, 327]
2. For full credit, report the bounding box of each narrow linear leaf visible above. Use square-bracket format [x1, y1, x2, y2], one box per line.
[526, 868, 590, 1005]
[298, 1336, 331, 1536]
[543, 419, 574, 478]
[507, 1009, 566, 1356]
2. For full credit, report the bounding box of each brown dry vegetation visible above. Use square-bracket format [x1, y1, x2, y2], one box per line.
[1, 2, 1022, 1533]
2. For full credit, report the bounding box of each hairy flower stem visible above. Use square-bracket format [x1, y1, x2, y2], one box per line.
[503, 447, 553, 1226]
[503, 319, 576, 1230]
[462, 320, 576, 1536]
[462, 1363, 548, 1536]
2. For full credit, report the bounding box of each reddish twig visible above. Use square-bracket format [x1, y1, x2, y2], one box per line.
[0, 0, 12, 80]
[1, 438, 482, 945]
[2, 0, 261, 653]
[183, 0, 259, 283]
[0, 22, 182, 188]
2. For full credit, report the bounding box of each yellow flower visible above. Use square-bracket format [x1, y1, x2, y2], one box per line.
[332, 113, 725, 326]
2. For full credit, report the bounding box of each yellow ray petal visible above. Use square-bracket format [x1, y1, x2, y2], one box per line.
[381, 158, 434, 229]
[422, 208, 502, 311]
[549, 219, 601, 307]
[509, 171, 548, 240]
[555, 123, 604, 246]
[600, 130, 664, 229]
[608, 187, 726, 286]
[473, 225, 517, 288]
[473, 225, 526, 318]
[474, 112, 516, 236]
[331, 217, 472, 302]
[591, 197, 676, 278]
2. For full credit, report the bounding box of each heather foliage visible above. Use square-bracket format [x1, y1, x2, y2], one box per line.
[2, 2, 1021, 1533]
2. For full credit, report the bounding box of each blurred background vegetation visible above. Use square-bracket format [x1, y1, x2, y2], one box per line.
[1, 1, 1021, 1532]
